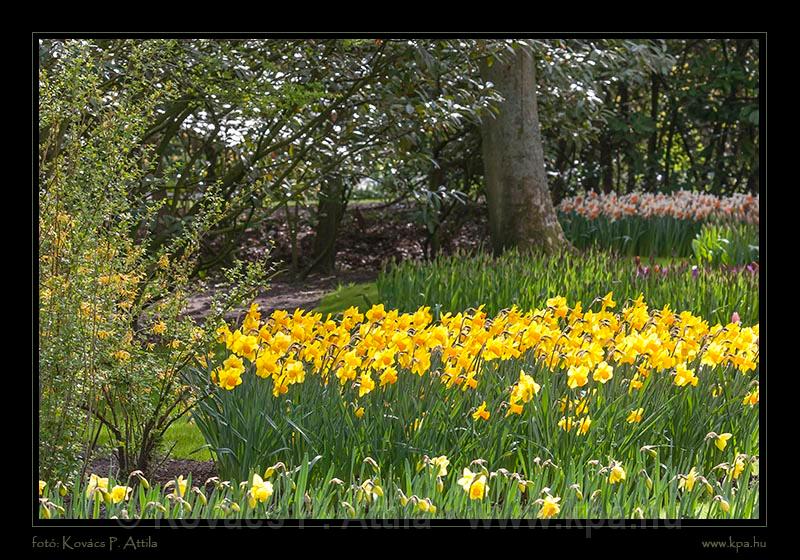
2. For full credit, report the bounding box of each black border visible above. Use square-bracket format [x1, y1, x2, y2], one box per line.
[32, 31, 767, 554]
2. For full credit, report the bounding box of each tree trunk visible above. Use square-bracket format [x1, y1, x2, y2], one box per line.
[646, 73, 660, 192]
[310, 175, 346, 274]
[480, 46, 567, 254]
[600, 132, 613, 194]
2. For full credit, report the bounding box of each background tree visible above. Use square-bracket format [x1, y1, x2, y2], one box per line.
[480, 42, 568, 253]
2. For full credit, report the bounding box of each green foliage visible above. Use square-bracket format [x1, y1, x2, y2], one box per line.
[692, 223, 759, 267]
[38, 40, 271, 479]
[40, 444, 758, 519]
[377, 249, 758, 325]
[559, 214, 706, 257]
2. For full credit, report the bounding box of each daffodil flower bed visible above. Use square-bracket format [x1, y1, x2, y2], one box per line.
[39, 449, 758, 519]
[172, 293, 760, 521]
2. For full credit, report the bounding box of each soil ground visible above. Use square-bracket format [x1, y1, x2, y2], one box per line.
[186, 200, 490, 321]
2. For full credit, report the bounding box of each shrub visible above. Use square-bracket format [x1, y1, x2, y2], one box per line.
[38, 40, 269, 479]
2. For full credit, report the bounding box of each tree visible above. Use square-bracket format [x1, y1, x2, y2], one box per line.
[479, 43, 568, 254]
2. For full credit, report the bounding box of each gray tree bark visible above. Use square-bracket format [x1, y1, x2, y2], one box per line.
[480, 46, 567, 254]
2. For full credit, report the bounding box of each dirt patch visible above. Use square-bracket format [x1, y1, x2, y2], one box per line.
[185, 201, 490, 322]
[90, 455, 218, 489]
[185, 268, 378, 323]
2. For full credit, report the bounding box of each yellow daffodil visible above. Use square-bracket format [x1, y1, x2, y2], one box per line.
[558, 416, 574, 432]
[358, 371, 375, 397]
[742, 388, 759, 407]
[110, 485, 132, 504]
[577, 415, 592, 435]
[366, 304, 386, 323]
[715, 433, 733, 451]
[673, 363, 699, 388]
[472, 401, 490, 421]
[626, 407, 644, 423]
[593, 361, 614, 384]
[248, 474, 274, 508]
[468, 475, 488, 500]
[600, 291, 616, 310]
[678, 467, 699, 492]
[730, 457, 745, 480]
[567, 365, 589, 389]
[86, 474, 109, 498]
[457, 468, 477, 492]
[609, 464, 626, 484]
[538, 495, 561, 518]
[431, 456, 450, 477]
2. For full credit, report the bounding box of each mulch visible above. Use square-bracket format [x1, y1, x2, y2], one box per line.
[89, 455, 218, 489]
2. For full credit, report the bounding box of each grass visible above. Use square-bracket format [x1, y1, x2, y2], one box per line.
[93, 417, 211, 462]
[377, 248, 758, 324]
[314, 282, 378, 315]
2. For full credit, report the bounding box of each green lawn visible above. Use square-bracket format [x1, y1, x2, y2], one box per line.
[313, 282, 378, 315]
[93, 416, 212, 462]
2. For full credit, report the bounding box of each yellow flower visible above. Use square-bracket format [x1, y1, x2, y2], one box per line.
[558, 416, 574, 432]
[468, 475, 488, 500]
[39, 480, 47, 496]
[86, 474, 109, 498]
[152, 321, 167, 335]
[248, 474, 274, 508]
[354, 406, 365, 419]
[512, 370, 541, 402]
[457, 468, 477, 492]
[715, 433, 733, 451]
[472, 401, 490, 421]
[243, 303, 261, 332]
[112, 349, 130, 362]
[567, 365, 589, 389]
[284, 360, 306, 384]
[600, 291, 616, 310]
[110, 485, 132, 504]
[174, 475, 188, 497]
[626, 407, 644, 424]
[608, 464, 626, 485]
[730, 457, 745, 480]
[379, 366, 398, 386]
[358, 371, 375, 397]
[506, 400, 524, 417]
[217, 367, 243, 390]
[678, 467, 699, 492]
[742, 388, 759, 407]
[673, 363, 698, 388]
[416, 498, 437, 513]
[431, 456, 450, 477]
[538, 495, 561, 519]
[157, 254, 170, 269]
[366, 304, 386, 323]
[717, 496, 731, 513]
[576, 415, 592, 435]
[593, 361, 614, 384]
[232, 334, 259, 361]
